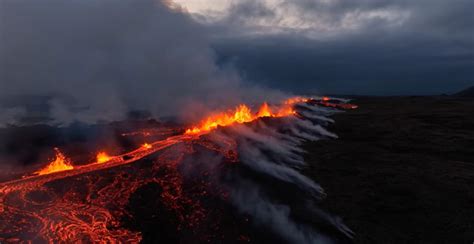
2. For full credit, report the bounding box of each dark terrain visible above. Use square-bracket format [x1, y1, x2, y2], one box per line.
[304, 96, 474, 243]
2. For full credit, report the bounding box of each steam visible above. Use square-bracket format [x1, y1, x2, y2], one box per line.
[0, 107, 27, 126]
[205, 103, 353, 243]
[232, 180, 333, 244]
[1, 0, 352, 241]
[0, 0, 282, 126]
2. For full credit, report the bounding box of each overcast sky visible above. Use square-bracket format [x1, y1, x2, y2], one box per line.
[0, 0, 473, 125]
[173, 0, 473, 95]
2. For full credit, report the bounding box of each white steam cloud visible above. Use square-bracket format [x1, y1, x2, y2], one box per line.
[205, 102, 353, 243]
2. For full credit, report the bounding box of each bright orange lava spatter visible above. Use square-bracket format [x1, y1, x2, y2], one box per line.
[33, 148, 74, 175]
[142, 143, 152, 149]
[96, 152, 112, 164]
[185, 98, 304, 135]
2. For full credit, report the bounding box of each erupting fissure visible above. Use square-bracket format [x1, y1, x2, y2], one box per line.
[97, 152, 112, 164]
[142, 143, 152, 149]
[33, 148, 74, 175]
[184, 98, 307, 135]
[25, 96, 353, 177]
[0, 95, 358, 243]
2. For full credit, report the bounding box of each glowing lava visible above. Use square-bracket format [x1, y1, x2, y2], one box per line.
[97, 152, 112, 163]
[185, 101, 298, 135]
[33, 148, 74, 175]
[0, 95, 358, 243]
[284, 96, 310, 105]
[257, 102, 272, 117]
[142, 143, 152, 149]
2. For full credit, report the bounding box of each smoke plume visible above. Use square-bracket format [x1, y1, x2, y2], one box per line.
[0, 0, 281, 126]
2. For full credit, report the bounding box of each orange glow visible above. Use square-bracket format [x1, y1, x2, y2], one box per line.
[34, 148, 74, 175]
[284, 96, 309, 105]
[257, 102, 272, 117]
[142, 143, 152, 149]
[276, 106, 296, 117]
[96, 152, 111, 164]
[0, 95, 359, 242]
[185, 104, 255, 134]
[322, 96, 330, 101]
[185, 98, 304, 135]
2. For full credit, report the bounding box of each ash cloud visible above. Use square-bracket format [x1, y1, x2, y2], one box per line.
[0, 0, 282, 126]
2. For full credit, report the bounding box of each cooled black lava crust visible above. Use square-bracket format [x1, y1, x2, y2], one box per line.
[303, 96, 474, 243]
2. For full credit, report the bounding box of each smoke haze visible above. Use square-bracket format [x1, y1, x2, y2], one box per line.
[0, 0, 282, 126]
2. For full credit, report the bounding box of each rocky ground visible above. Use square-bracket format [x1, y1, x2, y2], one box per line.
[304, 96, 474, 243]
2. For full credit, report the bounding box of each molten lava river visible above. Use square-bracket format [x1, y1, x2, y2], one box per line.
[0, 97, 356, 243]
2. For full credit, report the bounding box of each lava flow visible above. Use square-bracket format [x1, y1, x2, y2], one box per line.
[0, 96, 357, 243]
[33, 148, 74, 176]
[96, 152, 112, 164]
[185, 99, 299, 134]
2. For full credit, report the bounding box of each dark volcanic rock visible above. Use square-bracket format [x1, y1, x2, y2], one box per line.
[304, 96, 474, 243]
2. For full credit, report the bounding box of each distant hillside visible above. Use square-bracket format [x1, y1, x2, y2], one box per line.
[454, 86, 474, 97]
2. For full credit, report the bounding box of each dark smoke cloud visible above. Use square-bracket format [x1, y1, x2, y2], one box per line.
[0, 0, 283, 126]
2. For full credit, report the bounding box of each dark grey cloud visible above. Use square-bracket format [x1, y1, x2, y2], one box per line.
[0, 0, 283, 126]
[206, 0, 474, 95]
[213, 0, 473, 39]
[214, 34, 473, 95]
[0, 0, 472, 126]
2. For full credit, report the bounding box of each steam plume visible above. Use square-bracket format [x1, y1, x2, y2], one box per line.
[0, 0, 282, 126]
[203, 105, 353, 242]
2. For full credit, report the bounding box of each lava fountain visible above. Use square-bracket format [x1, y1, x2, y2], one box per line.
[33, 148, 74, 176]
[0, 96, 357, 243]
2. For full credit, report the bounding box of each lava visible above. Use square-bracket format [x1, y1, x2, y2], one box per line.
[185, 101, 298, 135]
[257, 102, 272, 117]
[0, 96, 357, 243]
[33, 148, 74, 176]
[96, 152, 112, 164]
[284, 96, 310, 105]
[0, 134, 195, 242]
[142, 143, 152, 149]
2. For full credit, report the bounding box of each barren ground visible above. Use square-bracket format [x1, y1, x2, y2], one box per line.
[304, 96, 474, 243]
